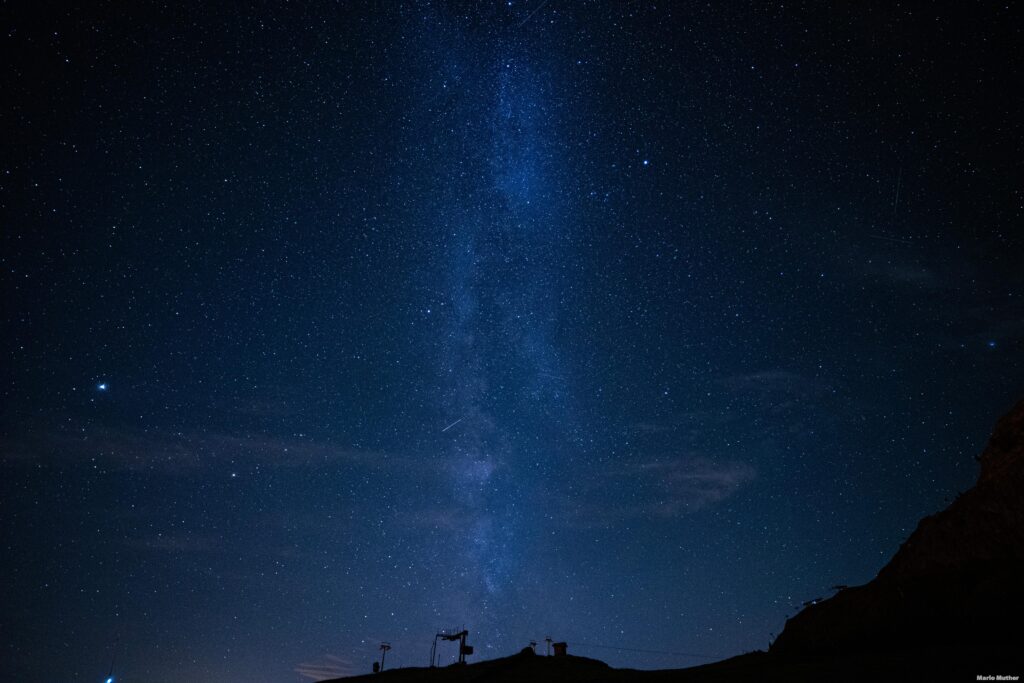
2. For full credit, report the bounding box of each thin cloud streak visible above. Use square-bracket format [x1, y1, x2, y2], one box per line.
[555, 456, 756, 527]
[295, 654, 360, 681]
[0, 426, 445, 477]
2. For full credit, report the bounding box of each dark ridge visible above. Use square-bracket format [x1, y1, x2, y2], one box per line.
[323, 399, 1024, 681]
[320, 648, 771, 683]
[771, 397, 1024, 666]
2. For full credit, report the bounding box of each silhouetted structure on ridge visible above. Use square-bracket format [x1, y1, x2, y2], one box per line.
[430, 628, 473, 667]
[325, 399, 1024, 682]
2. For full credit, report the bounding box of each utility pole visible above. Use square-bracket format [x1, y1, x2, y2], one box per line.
[379, 643, 391, 672]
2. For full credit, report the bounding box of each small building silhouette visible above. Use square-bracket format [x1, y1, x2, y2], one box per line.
[552, 642, 568, 657]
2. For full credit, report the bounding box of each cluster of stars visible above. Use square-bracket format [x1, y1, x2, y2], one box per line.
[1, 3, 1020, 682]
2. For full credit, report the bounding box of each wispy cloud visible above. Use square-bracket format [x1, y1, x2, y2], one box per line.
[639, 458, 757, 516]
[0, 426, 421, 476]
[949, 299, 1024, 346]
[719, 369, 831, 416]
[885, 263, 941, 289]
[295, 654, 359, 681]
[124, 532, 222, 554]
[720, 369, 827, 397]
[557, 456, 756, 527]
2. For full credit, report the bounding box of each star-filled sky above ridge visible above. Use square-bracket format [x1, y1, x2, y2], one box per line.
[2, 2, 1022, 681]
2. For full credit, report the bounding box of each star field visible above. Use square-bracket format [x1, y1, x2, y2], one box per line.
[2, 2, 1022, 682]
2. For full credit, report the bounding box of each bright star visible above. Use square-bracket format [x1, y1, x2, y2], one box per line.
[97, 383, 108, 391]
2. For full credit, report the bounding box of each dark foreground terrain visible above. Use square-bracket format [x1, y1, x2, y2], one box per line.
[326, 399, 1024, 682]
[326, 647, 1017, 683]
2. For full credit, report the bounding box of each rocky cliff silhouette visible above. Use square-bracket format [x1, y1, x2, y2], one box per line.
[772, 398, 1024, 664]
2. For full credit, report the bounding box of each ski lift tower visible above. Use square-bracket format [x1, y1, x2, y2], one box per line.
[430, 627, 473, 666]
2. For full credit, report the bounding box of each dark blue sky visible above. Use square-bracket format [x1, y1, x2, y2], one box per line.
[2, 2, 1022, 681]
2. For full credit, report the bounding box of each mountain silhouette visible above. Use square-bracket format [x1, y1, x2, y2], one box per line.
[770, 397, 1024, 669]
[322, 398, 1024, 681]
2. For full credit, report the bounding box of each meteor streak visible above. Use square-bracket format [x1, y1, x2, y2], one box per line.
[441, 417, 464, 433]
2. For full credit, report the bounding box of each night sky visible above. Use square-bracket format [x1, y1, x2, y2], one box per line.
[3, 2, 1022, 681]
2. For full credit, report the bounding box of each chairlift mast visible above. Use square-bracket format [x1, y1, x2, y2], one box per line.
[430, 627, 473, 666]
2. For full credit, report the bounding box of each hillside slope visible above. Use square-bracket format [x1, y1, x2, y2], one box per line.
[772, 398, 1024, 663]
[321, 399, 1024, 681]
